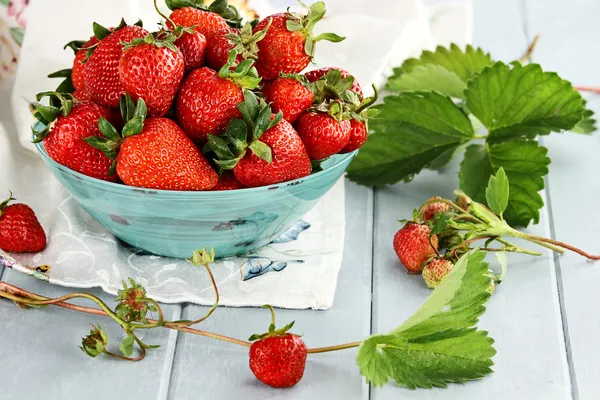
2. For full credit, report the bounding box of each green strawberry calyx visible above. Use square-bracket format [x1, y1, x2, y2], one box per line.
[84, 94, 148, 175]
[205, 91, 282, 171]
[122, 29, 185, 53]
[31, 92, 76, 143]
[87, 19, 143, 59]
[225, 19, 273, 62]
[165, 0, 243, 29]
[285, 0, 345, 60]
[0, 191, 16, 217]
[218, 50, 262, 90]
[248, 305, 298, 341]
[46, 69, 76, 98]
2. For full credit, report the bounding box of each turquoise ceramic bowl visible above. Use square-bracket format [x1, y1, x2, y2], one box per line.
[35, 141, 356, 259]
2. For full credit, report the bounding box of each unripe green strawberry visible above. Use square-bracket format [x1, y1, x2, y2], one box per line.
[422, 258, 453, 289]
[393, 223, 438, 272]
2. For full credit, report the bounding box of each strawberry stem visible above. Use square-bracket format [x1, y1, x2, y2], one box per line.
[574, 86, 600, 94]
[518, 34, 540, 64]
[171, 262, 219, 327]
[103, 347, 146, 362]
[525, 235, 600, 260]
[307, 341, 361, 354]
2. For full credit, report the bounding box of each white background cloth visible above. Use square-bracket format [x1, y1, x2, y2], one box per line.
[0, 0, 469, 309]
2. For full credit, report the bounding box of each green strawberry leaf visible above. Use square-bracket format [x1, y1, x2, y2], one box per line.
[387, 44, 493, 98]
[357, 250, 495, 388]
[347, 91, 474, 187]
[466, 62, 585, 143]
[572, 104, 597, 134]
[485, 167, 509, 219]
[459, 141, 550, 227]
[120, 334, 135, 357]
[387, 64, 468, 99]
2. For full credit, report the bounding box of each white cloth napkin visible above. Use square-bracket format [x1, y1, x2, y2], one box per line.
[0, 0, 469, 309]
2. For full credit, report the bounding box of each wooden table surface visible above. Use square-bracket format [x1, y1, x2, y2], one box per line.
[1, 0, 599, 398]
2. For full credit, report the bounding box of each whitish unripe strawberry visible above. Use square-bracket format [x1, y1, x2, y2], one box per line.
[422, 258, 453, 289]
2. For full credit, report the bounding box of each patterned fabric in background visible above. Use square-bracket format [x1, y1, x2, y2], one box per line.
[0, 0, 27, 81]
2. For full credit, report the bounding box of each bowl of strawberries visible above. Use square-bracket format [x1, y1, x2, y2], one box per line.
[31, 0, 377, 259]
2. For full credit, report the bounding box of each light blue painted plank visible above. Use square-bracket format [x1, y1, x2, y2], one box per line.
[168, 180, 373, 399]
[0, 268, 180, 400]
[524, 1, 600, 398]
[371, 1, 571, 397]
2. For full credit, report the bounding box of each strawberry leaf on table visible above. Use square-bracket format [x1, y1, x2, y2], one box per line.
[459, 141, 550, 227]
[386, 44, 493, 98]
[346, 91, 474, 187]
[357, 250, 495, 388]
[465, 62, 585, 143]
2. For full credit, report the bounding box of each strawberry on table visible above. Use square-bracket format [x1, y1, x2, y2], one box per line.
[254, 1, 345, 80]
[208, 91, 311, 188]
[295, 111, 350, 160]
[86, 95, 218, 191]
[0, 192, 46, 253]
[176, 52, 261, 142]
[393, 223, 439, 273]
[119, 31, 185, 117]
[32, 92, 117, 182]
[206, 20, 271, 71]
[83, 20, 148, 109]
[248, 306, 307, 388]
[262, 75, 314, 123]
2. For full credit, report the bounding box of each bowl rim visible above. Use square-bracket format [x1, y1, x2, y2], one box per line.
[34, 140, 357, 196]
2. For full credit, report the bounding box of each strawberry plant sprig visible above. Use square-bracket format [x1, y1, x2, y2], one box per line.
[0, 248, 496, 390]
[347, 41, 598, 228]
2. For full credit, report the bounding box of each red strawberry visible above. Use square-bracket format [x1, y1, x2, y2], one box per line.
[254, 4, 344, 80]
[33, 93, 116, 182]
[420, 196, 451, 221]
[393, 223, 439, 272]
[175, 30, 207, 72]
[87, 97, 218, 190]
[295, 112, 350, 160]
[176, 62, 260, 142]
[422, 258, 453, 289]
[248, 306, 307, 388]
[340, 119, 367, 153]
[119, 34, 185, 117]
[305, 67, 363, 98]
[72, 89, 92, 102]
[71, 37, 99, 92]
[234, 118, 311, 187]
[206, 21, 270, 71]
[83, 23, 148, 109]
[263, 76, 314, 123]
[209, 92, 311, 188]
[211, 172, 246, 191]
[0, 193, 46, 253]
[169, 7, 230, 41]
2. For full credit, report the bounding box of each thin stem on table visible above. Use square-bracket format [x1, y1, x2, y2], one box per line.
[574, 86, 600, 94]
[518, 34, 540, 63]
[526, 235, 600, 260]
[307, 342, 361, 354]
[173, 263, 220, 327]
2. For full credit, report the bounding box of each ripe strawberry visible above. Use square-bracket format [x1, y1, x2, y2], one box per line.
[305, 67, 363, 98]
[87, 96, 218, 191]
[254, 2, 344, 80]
[211, 172, 246, 191]
[340, 119, 367, 153]
[83, 22, 148, 109]
[119, 33, 185, 117]
[420, 196, 451, 221]
[248, 306, 307, 388]
[69, 37, 100, 92]
[209, 91, 311, 188]
[206, 21, 270, 70]
[176, 59, 260, 142]
[169, 7, 230, 40]
[0, 193, 46, 253]
[295, 112, 350, 160]
[32, 92, 116, 182]
[174, 30, 207, 72]
[422, 258, 453, 289]
[72, 89, 92, 102]
[263, 76, 314, 123]
[393, 223, 438, 272]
